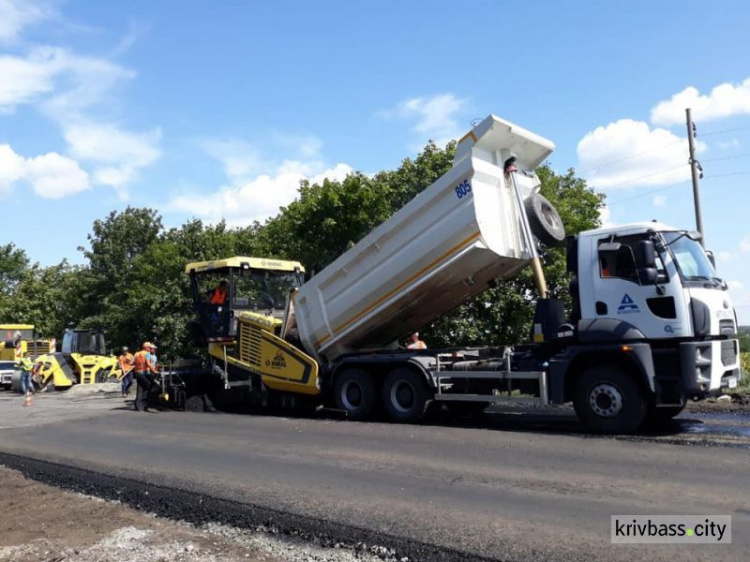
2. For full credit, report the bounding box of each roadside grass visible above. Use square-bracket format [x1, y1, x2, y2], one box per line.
[737, 352, 750, 395]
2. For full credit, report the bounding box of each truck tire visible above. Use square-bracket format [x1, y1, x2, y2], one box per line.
[573, 365, 646, 434]
[334, 368, 377, 421]
[524, 193, 565, 245]
[382, 367, 432, 423]
[185, 393, 209, 412]
[96, 367, 112, 383]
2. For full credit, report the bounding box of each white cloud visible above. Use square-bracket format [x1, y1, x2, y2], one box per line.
[0, 47, 61, 110]
[0, 143, 90, 198]
[0, 35, 155, 195]
[651, 78, 750, 126]
[577, 119, 705, 190]
[741, 236, 750, 253]
[0, 46, 132, 113]
[728, 280, 745, 291]
[171, 133, 354, 225]
[598, 204, 614, 228]
[653, 194, 667, 207]
[717, 251, 733, 262]
[25, 152, 90, 198]
[63, 121, 161, 196]
[171, 163, 353, 226]
[718, 139, 741, 150]
[0, 0, 51, 43]
[381, 93, 469, 147]
[199, 138, 263, 185]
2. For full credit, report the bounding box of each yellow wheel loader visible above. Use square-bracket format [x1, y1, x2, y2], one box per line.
[35, 329, 120, 390]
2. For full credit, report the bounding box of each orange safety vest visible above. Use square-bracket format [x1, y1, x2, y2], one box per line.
[407, 340, 427, 350]
[133, 350, 150, 373]
[210, 286, 227, 305]
[119, 352, 134, 373]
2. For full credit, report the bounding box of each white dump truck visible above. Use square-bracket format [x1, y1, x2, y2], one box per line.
[177, 114, 740, 434]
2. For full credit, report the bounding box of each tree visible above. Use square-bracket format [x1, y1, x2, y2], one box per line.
[0, 243, 29, 317]
[2, 261, 86, 338]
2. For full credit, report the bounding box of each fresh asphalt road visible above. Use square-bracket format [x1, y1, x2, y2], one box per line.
[0, 396, 748, 561]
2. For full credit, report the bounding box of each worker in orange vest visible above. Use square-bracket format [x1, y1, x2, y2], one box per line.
[210, 280, 228, 305]
[133, 342, 158, 412]
[119, 346, 135, 398]
[209, 280, 229, 335]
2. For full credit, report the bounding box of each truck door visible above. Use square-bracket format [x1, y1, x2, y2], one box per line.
[586, 233, 691, 339]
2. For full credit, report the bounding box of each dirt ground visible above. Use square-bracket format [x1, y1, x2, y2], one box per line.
[0, 467, 390, 562]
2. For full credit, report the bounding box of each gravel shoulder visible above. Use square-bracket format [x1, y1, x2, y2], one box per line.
[0, 465, 392, 562]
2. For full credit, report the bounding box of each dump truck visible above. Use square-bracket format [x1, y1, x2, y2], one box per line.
[167, 114, 740, 433]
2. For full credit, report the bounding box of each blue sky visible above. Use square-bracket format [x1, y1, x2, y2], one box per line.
[1, 0, 750, 320]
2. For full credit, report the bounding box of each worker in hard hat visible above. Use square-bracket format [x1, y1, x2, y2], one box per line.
[133, 342, 158, 412]
[406, 332, 427, 350]
[119, 346, 135, 398]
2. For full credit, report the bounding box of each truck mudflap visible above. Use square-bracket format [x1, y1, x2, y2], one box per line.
[547, 343, 656, 404]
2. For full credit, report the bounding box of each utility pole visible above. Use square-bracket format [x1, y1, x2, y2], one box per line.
[685, 108, 705, 246]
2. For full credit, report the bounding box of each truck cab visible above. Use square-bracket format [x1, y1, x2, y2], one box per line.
[565, 222, 740, 409]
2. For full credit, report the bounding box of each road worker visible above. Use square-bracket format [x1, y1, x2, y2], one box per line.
[148, 343, 158, 371]
[17, 352, 34, 397]
[407, 332, 427, 350]
[119, 346, 135, 398]
[133, 342, 158, 412]
[210, 280, 229, 305]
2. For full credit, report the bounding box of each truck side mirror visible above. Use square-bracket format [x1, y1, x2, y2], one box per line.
[637, 267, 658, 286]
[634, 240, 656, 269]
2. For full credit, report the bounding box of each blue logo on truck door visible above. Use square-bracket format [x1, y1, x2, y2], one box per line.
[617, 294, 640, 314]
[455, 179, 472, 199]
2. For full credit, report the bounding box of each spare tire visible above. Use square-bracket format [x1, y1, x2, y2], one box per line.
[524, 193, 565, 245]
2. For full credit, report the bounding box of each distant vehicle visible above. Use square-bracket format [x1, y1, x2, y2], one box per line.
[0, 360, 15, 390]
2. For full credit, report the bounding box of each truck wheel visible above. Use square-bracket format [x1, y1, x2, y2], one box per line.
[382, 368, 432, 423]
[524, 193, 565, 245]
[573, 365, 646, 434]
[96, 368, 111, 383]
[334, 368, 376, 421]
[185, 393, 214, 412]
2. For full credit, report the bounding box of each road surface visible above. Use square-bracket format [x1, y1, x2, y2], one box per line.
[0, 391, 748, 561]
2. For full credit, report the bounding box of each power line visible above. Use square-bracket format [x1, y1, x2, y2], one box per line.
[576, 139, 683, 175]
[606, 180, 691, 206]
[698, 125, 750, 137]
[605, 170, 750, 207]
[703, 170, 750, 180]
[597, 163, 688, 190]
[701, 153, 750, 164]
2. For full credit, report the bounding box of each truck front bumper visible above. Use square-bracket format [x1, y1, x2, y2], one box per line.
[680, 339, 740, 397]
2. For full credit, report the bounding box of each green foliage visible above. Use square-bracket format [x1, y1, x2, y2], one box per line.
[0, 141, 603, 356]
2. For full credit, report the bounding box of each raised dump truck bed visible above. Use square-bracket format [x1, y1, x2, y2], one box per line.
[294, 115, 555, 363]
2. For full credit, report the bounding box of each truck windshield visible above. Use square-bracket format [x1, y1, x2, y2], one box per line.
[662, 232, 717, 282]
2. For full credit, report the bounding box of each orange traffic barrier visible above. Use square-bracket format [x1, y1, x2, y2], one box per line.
[23, 392, 32, 407]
